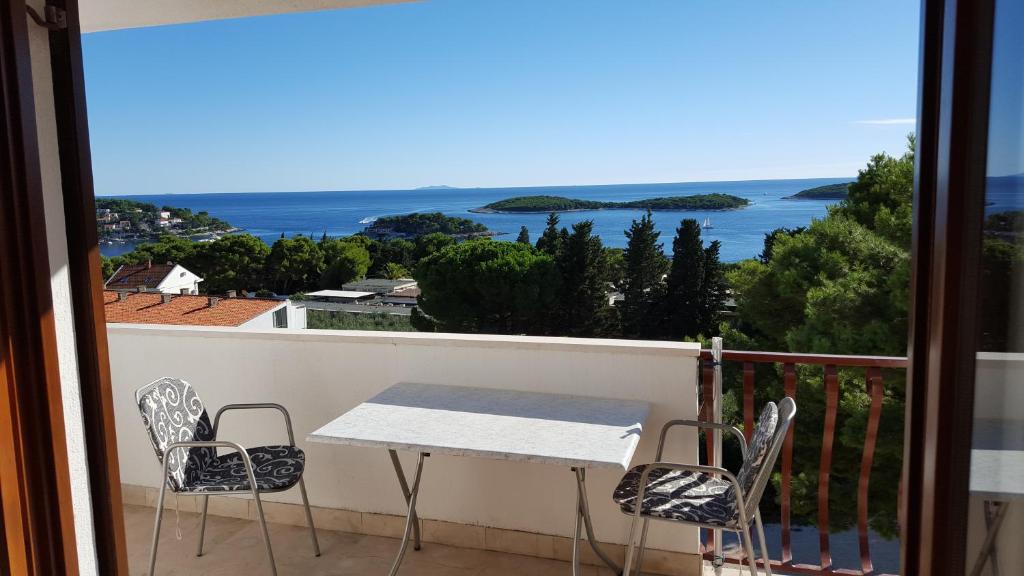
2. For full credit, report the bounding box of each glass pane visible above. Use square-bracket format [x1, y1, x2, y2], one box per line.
[967, 0, 1024, 572]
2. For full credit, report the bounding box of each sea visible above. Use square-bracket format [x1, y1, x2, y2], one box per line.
[100, 177, 854, 262]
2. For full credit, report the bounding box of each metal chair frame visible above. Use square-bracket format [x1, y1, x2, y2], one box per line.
[622, 397, 796, 576]
[136, 383, 320, 576]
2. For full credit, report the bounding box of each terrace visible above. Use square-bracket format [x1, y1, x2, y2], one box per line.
[105, 324, 910, 575]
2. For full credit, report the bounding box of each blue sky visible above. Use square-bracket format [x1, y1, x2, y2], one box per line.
[83, 0, 921, 195]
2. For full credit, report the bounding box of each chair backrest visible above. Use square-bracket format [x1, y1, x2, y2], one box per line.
[736, 397, 797, 517]
[135, 377, 216, 491]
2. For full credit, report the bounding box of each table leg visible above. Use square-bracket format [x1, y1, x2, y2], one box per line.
[388, 451, 427, 576]
[572, 467, 623, 575]
[969, 500, 1009, 576]
[389, 449, 423, 551]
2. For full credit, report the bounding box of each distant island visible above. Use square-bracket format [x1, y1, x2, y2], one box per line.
[416, 185, 459, 190]
[363, 212, 499, 240]
[95, 197, 237, 245]
[471, 193, 750, 214]
[785, 182, 852, 200]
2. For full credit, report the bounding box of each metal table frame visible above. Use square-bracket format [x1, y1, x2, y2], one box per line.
[385, 449, 622, 576]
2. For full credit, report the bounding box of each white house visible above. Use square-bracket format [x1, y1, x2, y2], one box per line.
[104, 261, 203, 294]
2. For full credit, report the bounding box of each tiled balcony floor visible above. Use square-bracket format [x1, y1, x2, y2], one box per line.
[124, 504, 758, 576]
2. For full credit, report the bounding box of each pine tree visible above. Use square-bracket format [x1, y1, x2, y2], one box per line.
[698, 239, 726, 336]
[621, 211, 666, 338]
[536, 213, 562, 256]
[663, 219, 704, 340]
[554, 221, 612, 337]
[516, 226, 530, 244]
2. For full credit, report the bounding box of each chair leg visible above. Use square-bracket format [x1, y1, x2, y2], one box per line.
[622, 514, 641, 576]
[740, 527, 759, 576]
[148, 482, 167, 576]
[754, 511, 772, 576]
[298, 478, 321, 556]
[633, 518, 650, 576]
[196, 495, 209, 557]
[251, 489, 278, 576]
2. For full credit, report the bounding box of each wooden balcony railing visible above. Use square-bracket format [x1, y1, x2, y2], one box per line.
[698, 350, 908, 576]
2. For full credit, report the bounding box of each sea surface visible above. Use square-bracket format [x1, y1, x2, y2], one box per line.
[102, 177, 854, 262]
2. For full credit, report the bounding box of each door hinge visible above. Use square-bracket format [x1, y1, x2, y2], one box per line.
[26, 4, 68, 31]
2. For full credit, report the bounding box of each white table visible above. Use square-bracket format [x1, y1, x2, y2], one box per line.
[969, 448, 1024, 576]
[309, 382, 651, 576]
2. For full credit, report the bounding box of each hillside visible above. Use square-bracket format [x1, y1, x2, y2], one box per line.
[472, 193, 749, 213]
[785, 182, 852, 200]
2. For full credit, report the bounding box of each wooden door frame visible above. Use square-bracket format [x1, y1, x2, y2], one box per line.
[902, 0, 996, 573]
[1, 1, 128, 574]
[0, 2, 80, 574]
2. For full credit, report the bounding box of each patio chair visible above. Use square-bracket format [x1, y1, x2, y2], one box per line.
[135, 377, 320, 576]
[613, 397, 796, 576]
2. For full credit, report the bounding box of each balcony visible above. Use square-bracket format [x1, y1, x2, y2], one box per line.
[107, 324, 904, 575]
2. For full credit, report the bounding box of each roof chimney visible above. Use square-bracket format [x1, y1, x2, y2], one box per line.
[161, 294, 173, 304]
[137, 285, 147, 293]
[117, 291, 129, 302]
[146, 260, 152, 269]
[208, 297, 220, 308]
[226, 290, 237, 298]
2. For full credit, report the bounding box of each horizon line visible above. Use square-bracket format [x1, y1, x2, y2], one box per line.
[97, 175, 856, 197]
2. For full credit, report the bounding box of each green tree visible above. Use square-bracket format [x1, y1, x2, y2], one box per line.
[265, 235, 324, 294]
[621, 211, 667, 338]
[320, 242, 371, 288]
[382, 262, 411, 280]
[190, 234, 270, 293]
[369, 239, 415, 277]
[554, 221, 614, 337]
[536, 213, 563, 256]
[722, 138, 916, 537]
[415, 240, 559, 334]
[663, 219, 705, 340]
[516, 226, 530, 244]
[413, 232, 455, 262]
[698, 240, 726, 336]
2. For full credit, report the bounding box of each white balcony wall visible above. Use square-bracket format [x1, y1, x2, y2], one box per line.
[107, 325, 701, 556]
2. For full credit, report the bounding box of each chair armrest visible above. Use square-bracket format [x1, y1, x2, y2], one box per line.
[629, 461, 753, 528]
[657, 419, 747, 460]
[162, 440, 258, 489]
[213, 403, 295, 445]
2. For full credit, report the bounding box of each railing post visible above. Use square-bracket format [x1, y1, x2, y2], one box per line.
[711, 337, 724, 572]
[781, 362, 797, 565]
[743, 362, 755, 443]
[818, 365, 839, 571]
[858, 367, 884, 574]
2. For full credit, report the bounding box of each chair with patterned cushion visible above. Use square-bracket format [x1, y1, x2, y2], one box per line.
[613, 397, 796, 576]
[135, 377, 320, 576]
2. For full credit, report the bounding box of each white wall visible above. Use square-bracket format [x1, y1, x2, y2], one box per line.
[107, 325, 701, 554]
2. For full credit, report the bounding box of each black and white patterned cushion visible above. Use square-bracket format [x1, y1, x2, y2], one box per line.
[613, 466, 740, 527]
[736, 402, 778, 496]
[137, 377, 216, 492]
[137, 377, 304, 494]
[190, 445, 306, 493]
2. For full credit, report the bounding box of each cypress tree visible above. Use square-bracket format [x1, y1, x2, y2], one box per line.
[663, 219, 704, 340]
[698, 239, 726, 336]
[536, 212, 562, 256]
[621, 211, 666, 338]
[516, 226, 530, 244]
[555, 220, 611, 336]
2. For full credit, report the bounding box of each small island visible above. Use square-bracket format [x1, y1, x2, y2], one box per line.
[785, 182, 852, 200]
[363, 212, 499, 240]
[471, 193, 749, 213]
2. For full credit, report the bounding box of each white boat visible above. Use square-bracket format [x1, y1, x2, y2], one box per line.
[702, 217, 713, 229]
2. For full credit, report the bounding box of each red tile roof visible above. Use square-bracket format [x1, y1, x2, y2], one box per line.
[105, 263, 177, 290]
[103, 290, 283, 327]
